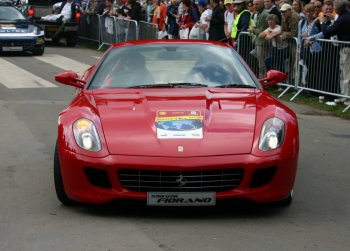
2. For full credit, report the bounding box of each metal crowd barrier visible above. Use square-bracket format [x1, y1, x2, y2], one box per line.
[291, 38, 350, 112]
[99, 16, 118, 49]
[77, 19, 350, 112]
[236, 32, 297, 93]
[79, 14, 139, 49]
[98, 17, 138, 50]
[138, 21, 158, 40]
[78, 14, 101, 44]
[125, 19, 138, 42]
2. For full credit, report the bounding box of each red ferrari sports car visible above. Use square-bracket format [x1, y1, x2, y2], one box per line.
[54, 40, 299, 207]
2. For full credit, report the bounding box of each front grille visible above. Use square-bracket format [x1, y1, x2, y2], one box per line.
[118, 169, 244, 192]
[0, 40, 35, 48]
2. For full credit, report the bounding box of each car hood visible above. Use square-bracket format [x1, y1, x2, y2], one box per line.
[92, 89, 257, 157]
[0, 21, 37, 36]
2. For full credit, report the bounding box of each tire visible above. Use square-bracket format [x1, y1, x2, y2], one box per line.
[66, 42, 76, 47]
[52, 36, 60, 44]
[54, 143, 74, 206]
[66, 35, 77, 47]
[275, 190, 293, 207]
[32, 47, 45, 56]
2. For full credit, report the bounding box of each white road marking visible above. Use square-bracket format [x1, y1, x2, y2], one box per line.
[0, 58, 57, 89]
[35, 54, 91, 75]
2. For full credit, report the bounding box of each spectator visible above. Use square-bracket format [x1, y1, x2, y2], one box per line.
[41, 0, 80, 22]
[208, 0, 226, 41]
[230, 0, 251, 46]
[280, 3, 300, 79]
[321, 0, 350, 102]
[152, 0, 167, 30]
[167, 0, 180, 38]
[318, 2, 336, 23]
[87, 0, 105, 15]
[306, 1, 340, 94]
[124, 0, 142, 22]
[260, 14, 288, 71]
[313, 0, 323, 18]
[103, 0, 117, 16]
[292, 0, 305, 18]
[144, 0, 155, 22]
[194, 0, 212, 40]
[224, 0, 235, 42]
[298, 3, 322, 88]
[248, 1, 256, 13]
[248, 0, 269, 78]
[264, 0, 282, 24]
[318, 0, 337, 18]
[178, 0, 195, 38]
[80, 0, 90, 14]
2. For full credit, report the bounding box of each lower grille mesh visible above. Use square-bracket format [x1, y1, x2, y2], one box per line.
[118, 169, 244, 192]
[0, 40, 34, 47]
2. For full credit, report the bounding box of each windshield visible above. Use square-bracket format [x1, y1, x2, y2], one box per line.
[88, 44, 257, 89]
[0, 7, 25, 20]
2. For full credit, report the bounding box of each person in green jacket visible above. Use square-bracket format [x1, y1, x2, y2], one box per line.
[248, 0, 269, 78]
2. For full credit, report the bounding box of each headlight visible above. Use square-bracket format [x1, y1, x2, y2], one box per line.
[73, 119, 101, 151]
[259, 118, 285, 151]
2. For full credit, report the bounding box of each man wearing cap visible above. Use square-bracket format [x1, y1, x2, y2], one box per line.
[230, 0, 251, 46]
[208, 0, 226, 41]
[224, 0, 235, 40]
[280, 3, 299, 81]
[248, 0, 269, 78]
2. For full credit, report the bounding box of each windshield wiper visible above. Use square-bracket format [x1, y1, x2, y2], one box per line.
[215, 84, 256, 88]
[127, 84, 173, 88]
[167, 82, 209, 87]
[127, 83, 209, 88]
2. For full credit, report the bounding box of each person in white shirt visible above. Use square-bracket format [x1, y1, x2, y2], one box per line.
[259, 13, 288, 72]
[194, 0, 212, 40]
[41, 0, 76, 22]
[224, 0, 235, 40]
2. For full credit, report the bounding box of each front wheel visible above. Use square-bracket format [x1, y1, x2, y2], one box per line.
[32, 47, 45, 56]
[54, 143, 74, 206]
[275, 190, 293, 207]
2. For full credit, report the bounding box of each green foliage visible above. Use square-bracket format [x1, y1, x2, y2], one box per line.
[267, 86, 350, 120]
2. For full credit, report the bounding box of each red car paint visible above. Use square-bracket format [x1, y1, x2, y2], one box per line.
[55, 40, 299, 205]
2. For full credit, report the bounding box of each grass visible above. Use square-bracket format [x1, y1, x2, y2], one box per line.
[267, 86, 350, 120]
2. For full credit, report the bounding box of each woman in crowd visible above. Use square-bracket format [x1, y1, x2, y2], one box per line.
[313, 0, 323, 18]
[259, 14, 287, 72]
[292, 0, 305, 19]
[299, 3, 322, 88]
[178, 0, 195, 39]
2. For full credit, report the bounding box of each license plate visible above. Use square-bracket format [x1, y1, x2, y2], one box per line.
[2, 46, 23, 51]
[147, 192, 216, 206]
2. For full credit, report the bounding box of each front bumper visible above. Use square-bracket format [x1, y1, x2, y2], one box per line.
[59, 147, 298, 204]
[0, 36, 44, 52]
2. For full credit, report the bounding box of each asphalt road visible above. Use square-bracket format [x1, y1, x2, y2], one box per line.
[0, 46, 349, 251]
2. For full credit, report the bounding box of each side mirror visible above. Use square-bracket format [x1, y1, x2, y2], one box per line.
[55, 71, 86, 88]
[259, 70, 287, 89]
